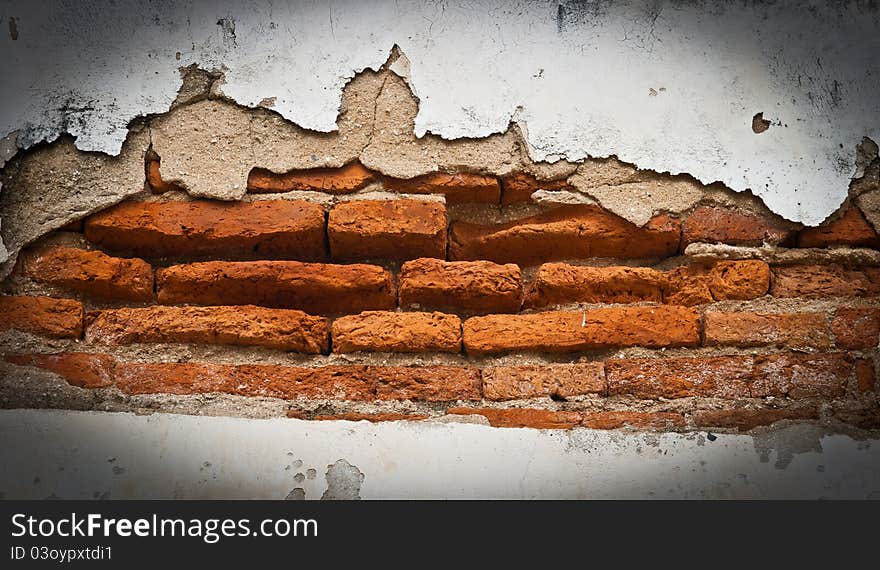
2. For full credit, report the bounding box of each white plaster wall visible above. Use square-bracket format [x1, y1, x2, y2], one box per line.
[1, 410, 878, 499]
[1, 1, 878, 224]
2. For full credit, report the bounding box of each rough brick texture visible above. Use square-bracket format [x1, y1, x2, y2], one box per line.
[84, 199, 326, 259]
[21, 246, 153, 301]
[85, 305, 328, 353]
[682, 206, 793, 247]
[328, 199, 447, 260]
[383, 172, 500, 204]
[399, 258, 522, 314]
[797, 207, 880, 248]
[704, 312, 830, 348]
[482, 363, 606, 400]
[447, 407, 583, 429]
[832, 308, 880, 349]
[5, 353, 115, 388]
[0, 296, 83, 338]
[449, 205, 680, 265]
[331, 311, 461, 353]
[247, 162, 374, 194]
[771, 265, 880, 298]
[693, 407, 819, 431]
[156, 261, 395, 315]
[463, 306, 700, 355]
[500, 173, 571, 205]
[580, 411, 686, 430]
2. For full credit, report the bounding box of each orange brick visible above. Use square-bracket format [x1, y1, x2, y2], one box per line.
[682, 206, 793, 247]
[146, 157, 181, 194]
[797, 208, 880, 248]
[310, 412, 429, 422]
[383, 172, 500, 204]
[693, 407, 818, 431]
[606, 354, 853, 400]
[21, 246, 153, 302]
[331, 311, 461, 353]
[0, 296, 83, 338]
[524, 264, 665, 308]
[328, 199, 447, 261]
[247, 162, 375, 194]
[482, 363, 606, 400]
[581, 411, 685, 430]
[771, 265, 880, 298]
[399, 258, 522, 314]
[156, 261, 395, 315]
[831, 308, 880, 349]
[85, 305, 328, 353]
[500, 172, 571, 205]
[84, 199, 326, 259]
[704, 312, 829, 348]
[708, 260, 771, 300]
[856, 359, 875, 392]
[449, 205, 681, 265]
[446, 407, 582, 429]
[463, 306, 700, 355]
[4, 353, 114, 388]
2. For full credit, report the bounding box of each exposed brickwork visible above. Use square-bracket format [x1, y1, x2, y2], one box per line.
[682, 206, 793, 247]
[310, 412, 430, 422]
[500, 173, 572, 205]
[704, 312, 829, 348]
[797, 207, 880, 248]
[693, 407, 819, 431]
[331, 311, 461, 353]
[449, 206, 681, 265]
[21, 246, 154, 301]
[482, 363, 605, 400]
[5, 353, 115, 389]
[831, 308, 880, 349]
[856, 359, 876, 392]
[771, 265, 880, 298]
[328, 199, 447, 261]
[247, 162, 374, 194]
[84, 199, 326, 259]
[463, 306, 700, 355]
[383, 172, 500, 204]
[580, 411, 685, 430]
[447, 407, 583, 429]
[0, 296, 83, 339]
[85, 305, 328, 353]
[156, 261, 395, 315]
[399, 258, 522, 314]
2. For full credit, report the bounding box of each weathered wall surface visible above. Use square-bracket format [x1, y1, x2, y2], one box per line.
[2, 409, 879, 500]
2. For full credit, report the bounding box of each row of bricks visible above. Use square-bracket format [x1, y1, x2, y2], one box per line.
[77, 199, 879, 266]
[16, 246, 880, 312]
[297, 407, 825, 432]
[167, 161, 880, 253]
[3, 295, 879, 354]
[5, 351, 874, 401]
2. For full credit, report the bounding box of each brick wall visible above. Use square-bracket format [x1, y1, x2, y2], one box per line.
[1, 161, 878, 432]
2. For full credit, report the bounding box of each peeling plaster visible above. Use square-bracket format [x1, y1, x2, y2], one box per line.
[0, 0, 878, 225]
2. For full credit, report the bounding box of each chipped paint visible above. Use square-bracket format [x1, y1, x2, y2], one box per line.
[0, 1, 878, 225]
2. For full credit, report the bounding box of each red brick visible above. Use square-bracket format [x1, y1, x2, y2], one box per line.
[399, 258, 522, 314]
[524, 264, 665, 308]
[146, 157, 181, 194]
[693, 407, 818, 431]
[703, 312, 829, 348]
[310, 412, 429, 422]
[662, 265, 714, 305]
[4, 353, 114, 388]
[21, 246, 153, 302]
[831, 308, 880, 349]
[84, 199, 326, 259]
[482, 363, 606, 400]
[328, 199, 447, 261]
[581, 411, 685, 430]
[0, 296, 83, 339]
[606, 354, 853, 400]
[10, 354, 481, 401]
[85, 305, 328, 353]
[446, 407, 582, 429]
[500, 173, 571, 205]
[682, 206, 793, 247]
[156, 261, 395, 315]
[463, 306, 700, 355]
[449, 205, 681, 265]
[797, 207, 880, 248]
[248, 162, 374, 194]
[331, 311, 461, 353]
[708, 260, 771, 300]
[771, 265, 880, 298]
[383, 172, 500, 204]
[856, 359, 875, 392]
